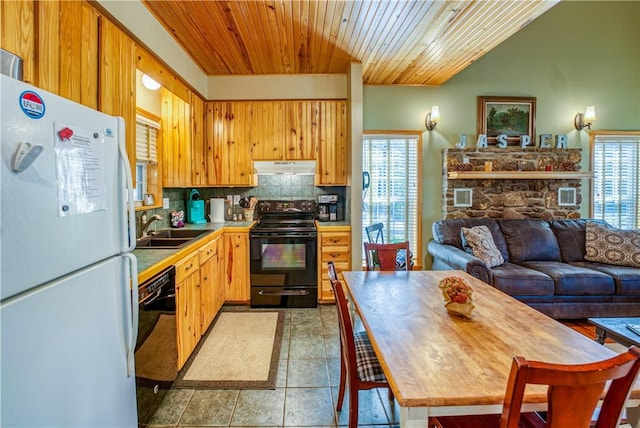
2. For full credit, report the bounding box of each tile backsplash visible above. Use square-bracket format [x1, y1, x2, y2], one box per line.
[135, 175, 348, 233]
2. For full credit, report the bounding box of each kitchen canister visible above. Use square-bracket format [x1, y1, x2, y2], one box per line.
[210, 198, 225, 223]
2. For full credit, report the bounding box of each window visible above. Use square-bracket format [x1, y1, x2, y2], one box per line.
[135, 112, 160, 201]
[362, 132, 421, 262]
[591, 132, 640, 229]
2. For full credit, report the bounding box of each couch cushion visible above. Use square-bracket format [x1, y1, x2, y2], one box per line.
[491, 263, 554, 296]
[461, 226, 505, 268]
[518, 261, 615, 295]
[432, 218, 509, 262]
[551, 219, 609, 263]
[550, 219, 588, 262]
[585, 221, 640, 268]
[498, 220, 561, 262]
[572, 261, 640, 296]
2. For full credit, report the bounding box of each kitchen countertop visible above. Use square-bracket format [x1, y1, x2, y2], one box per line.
[316, 221, 351, 228]
[134, 221, 253, 283]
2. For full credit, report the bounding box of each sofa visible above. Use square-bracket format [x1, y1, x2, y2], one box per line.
[427, 218, 640, 319]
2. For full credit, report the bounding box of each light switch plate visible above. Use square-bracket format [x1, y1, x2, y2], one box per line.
[233, 195, 241, 205]
[163, 197, 169, 209]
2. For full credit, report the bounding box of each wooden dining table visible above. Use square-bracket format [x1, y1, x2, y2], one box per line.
[341, 270, 640, 428]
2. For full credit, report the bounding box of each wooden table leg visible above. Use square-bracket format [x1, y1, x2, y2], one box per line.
[594, 327, 607, 345]
[400, 406, 429, 428]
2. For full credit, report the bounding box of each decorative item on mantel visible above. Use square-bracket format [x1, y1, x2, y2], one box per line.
[438, 276, 476, 319]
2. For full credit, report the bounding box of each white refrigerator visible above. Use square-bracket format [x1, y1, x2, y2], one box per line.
[0, 74, 139, 426]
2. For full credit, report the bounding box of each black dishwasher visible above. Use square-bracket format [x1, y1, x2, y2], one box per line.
[135, 265, 177, 390]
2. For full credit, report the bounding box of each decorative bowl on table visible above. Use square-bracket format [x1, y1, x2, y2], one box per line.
[438, 276, 476, 319]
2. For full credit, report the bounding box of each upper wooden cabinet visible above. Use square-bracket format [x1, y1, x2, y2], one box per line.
[286, 101, 319, 160]
[205, 101, 255, 186]
[251, 101, 286, 160]
[315, 100, 347, 185]
[190, 93, 207, 186]
[162, 88, 192, 187]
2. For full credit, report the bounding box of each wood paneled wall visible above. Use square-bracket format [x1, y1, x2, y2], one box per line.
[99, 17, 136, 167]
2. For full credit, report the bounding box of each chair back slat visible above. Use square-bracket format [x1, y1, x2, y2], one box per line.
[365, 223, 385, 244]
[364, 241, 411, 271]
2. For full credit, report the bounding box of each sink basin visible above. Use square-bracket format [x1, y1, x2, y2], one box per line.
[151, 229, 210, 239]
[136, 237, 192, 249]
[135, 229, 211, 249]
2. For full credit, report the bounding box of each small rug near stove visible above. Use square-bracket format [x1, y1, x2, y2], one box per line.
[173, 310, 284, 389]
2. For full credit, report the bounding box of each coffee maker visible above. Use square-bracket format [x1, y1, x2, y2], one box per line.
[318, 194, 338, 221]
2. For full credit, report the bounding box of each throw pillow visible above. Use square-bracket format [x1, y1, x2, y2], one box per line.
[461, 225, 505, 267]
[584, 221, 640, 268]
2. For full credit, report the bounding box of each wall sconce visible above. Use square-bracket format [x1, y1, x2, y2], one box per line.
[425, 105, 440, 131]
[142, 74, 161, 91]
[574, 106, 596, 130]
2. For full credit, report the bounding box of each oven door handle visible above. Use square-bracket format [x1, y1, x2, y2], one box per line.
[258, 289, 310, 296]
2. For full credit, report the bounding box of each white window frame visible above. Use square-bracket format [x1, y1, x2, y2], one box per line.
[590, 131, 640, 229]
[362, 131, 422, 265]
[135, 111, 160, 202]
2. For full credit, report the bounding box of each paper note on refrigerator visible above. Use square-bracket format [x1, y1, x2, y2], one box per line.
[54, 123, 107, 216]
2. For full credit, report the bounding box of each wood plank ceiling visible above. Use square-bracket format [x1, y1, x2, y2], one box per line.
[142, 0, 559, 86]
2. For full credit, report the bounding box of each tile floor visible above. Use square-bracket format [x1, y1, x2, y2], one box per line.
[137, 305, 400, 427]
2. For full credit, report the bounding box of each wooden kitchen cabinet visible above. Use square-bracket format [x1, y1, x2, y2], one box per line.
[190, 92, 207, 186]
[198, 238, 218, 334]
[162, 88, 192, 187]
[174, 251, 201, 370]
[205, 102, 255, 186]
[285, 101, 319, 160]
[316, 100, 347, 185]
[224, 231, 250, 302]
[215, 235, 226, 312]
[250, 101, 287, 160]
[318, 228, 351, 303]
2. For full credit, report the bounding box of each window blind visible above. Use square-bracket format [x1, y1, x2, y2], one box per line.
[362, 134, 420, 254]
[136, 114, 159, 164]
[592, 133, 640, 229]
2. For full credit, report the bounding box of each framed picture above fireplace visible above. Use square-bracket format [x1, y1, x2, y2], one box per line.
[477, 96, 536, 145]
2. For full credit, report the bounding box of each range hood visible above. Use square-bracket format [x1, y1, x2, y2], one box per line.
[254, 160, 316, 175]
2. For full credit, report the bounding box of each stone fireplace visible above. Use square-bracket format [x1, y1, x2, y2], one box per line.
[441, 148, 587, 220]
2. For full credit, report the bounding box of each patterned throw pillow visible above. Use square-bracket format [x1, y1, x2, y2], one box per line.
[461, 225, 505, 268]
[585, 221, 640, 268]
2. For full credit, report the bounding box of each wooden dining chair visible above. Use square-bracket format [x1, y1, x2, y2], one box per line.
[429, 345, 640, 428]
[365, 222, 385, 244]
[364, 241, 412, 271]
[327, 261, 394, 428]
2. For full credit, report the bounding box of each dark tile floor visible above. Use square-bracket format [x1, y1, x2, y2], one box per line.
[138, 305, 400, 427]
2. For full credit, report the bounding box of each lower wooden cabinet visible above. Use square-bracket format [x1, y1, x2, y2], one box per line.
[224, 231, 250, 302]
[215, 236, 226, 312]
[175, 252, 201, 369]
[318, 227, 351, 303]
[199, 238, 218, 334]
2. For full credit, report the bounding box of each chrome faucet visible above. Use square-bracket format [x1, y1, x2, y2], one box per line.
[141, 214, 163, 237]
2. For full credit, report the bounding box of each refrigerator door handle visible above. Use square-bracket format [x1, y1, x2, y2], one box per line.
[122, 253, 138, 377]
[117, 117, 137, 253]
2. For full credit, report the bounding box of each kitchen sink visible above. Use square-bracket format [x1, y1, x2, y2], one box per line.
[151, 229, 210, 239]
[135, 229, 212, 249]
[135, 237, 192, 249]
